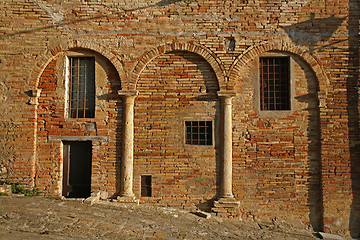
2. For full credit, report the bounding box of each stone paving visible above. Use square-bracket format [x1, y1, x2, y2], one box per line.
[0, 196, 320, 239]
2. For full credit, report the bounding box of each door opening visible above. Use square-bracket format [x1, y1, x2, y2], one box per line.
[62, 141, 92, 198]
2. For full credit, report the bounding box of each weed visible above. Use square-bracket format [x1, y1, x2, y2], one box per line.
[0, 180, 11, 185]
[0, 181, 40, 196]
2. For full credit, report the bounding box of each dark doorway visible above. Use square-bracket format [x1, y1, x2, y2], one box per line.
[62, 141, 92, 198]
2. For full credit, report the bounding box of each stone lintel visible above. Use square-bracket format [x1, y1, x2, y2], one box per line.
[48, 135, 108, 142]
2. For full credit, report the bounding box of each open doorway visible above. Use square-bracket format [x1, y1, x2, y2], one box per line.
[62, 141, 92, 198]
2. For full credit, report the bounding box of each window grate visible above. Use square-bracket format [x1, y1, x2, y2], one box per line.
[141, 175, 152, 197]
[185, 121, 212, 145]
[260, 57, 290, 111]
[69, 57, 95, 118]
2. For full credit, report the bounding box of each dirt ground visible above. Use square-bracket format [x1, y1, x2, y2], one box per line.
[0, 196, 328, 239]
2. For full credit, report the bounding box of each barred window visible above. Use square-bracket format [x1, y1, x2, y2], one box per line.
[69, 57, 95, 118]
[260, 57, 290, 111]
[185, 121, 212, 145]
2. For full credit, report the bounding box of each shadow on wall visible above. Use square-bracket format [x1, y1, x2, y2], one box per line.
[172, 51, 221, 211]
[282, 4, 358, 233]
[0, 0, 181, 38]
[95, 55, 122, 198]
[97, 91, 122, 198]
[348, 0, 360, 238]
[281, 13, 346, 52]
[187, 50, 221, 211]
[294, 54, 323, 232]
[195, 100, 221, 212]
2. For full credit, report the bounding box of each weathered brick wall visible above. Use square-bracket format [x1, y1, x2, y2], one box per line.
[232, 52, 322, 227]
[134, 51, 219, 208]
[0, 0, 358, 235]
[35, 52, 122, 196]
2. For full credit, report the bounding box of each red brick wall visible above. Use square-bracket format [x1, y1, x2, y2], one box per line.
[232, 53, 322, 225]
[0, 0, 358, 235]
[35, 53, 123, 196]
[134, 51, 219, 209]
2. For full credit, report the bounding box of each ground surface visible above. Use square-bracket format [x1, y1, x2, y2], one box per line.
[0, 196, 322, 239]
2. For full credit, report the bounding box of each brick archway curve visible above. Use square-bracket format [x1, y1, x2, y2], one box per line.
[128, 42, 226, 91]
[227, 40, 330, 94]
[28, 39, 127, 89]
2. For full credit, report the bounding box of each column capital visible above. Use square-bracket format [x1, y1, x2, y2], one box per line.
[27, 89, 42, 105]
[118, 90, 139, 98]
[217, 91, 237, 99]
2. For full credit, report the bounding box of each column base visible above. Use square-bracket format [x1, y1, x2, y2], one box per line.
[212, 197, 240, 218]
[213, 196, 240, 208]
[116, 196, 140, 205]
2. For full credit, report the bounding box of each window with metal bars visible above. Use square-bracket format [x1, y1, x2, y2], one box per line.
[260, 56, 290, 111]
[185, 121, 212, 145]
[141, 175, 152, 197]
[69, 57, 95, 118]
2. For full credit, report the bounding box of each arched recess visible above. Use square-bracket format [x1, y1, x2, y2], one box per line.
[229, 40, 328, 231]
[128, 42, 226, 91]
[29, 40, 126, 196]
[28, 39, 127, 89]
[133, 49, 221, 207]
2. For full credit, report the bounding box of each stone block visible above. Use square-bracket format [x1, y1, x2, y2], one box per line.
[100, 191, 108, 200]
[0, 185, 12, 195]
[116, 196, 140, 205]
[193, 210, 211, 219]
[84, 195, 100, 205]
[213, 198, 240, 208]
[316, 232, 344, 240]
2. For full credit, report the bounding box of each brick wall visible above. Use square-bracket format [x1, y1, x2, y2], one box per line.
[0, 0, 358, 235]
[134, 51, 219, 208]
[35, 52, 122, 196]
[232, 52, 322, 227]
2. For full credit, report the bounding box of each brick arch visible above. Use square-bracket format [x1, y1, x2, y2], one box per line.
[129, 42, 226, 91]
[228, 40, 330, 94]
[230, 40, 327, 230]
[28, 39, 127, 89]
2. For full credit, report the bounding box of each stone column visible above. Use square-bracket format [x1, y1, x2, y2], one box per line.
[216, 91, 239, 204]
[29, 89, 42, 189]
[118, 90, 138, 199]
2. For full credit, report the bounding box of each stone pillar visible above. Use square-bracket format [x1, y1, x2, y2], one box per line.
[213, 91, 239, 214]
[118, 90, 138, 199]
[29, 89, 42, 189]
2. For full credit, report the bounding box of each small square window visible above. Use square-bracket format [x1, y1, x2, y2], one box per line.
[260, 56, 290, 111]
[141, 175, 152, 197]
[185, 121, 212, 145]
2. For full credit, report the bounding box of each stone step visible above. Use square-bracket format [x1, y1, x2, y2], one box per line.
[116, 196, 140, 205]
